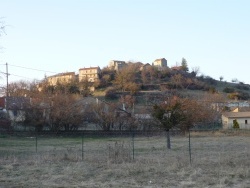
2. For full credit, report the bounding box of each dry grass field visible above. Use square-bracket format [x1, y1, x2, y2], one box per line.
[0, 130, 249, 188]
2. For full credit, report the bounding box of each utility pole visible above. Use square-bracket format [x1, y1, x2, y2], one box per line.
[5, 62, 9, 110]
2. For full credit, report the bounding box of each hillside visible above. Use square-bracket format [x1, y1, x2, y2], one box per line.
[93, 65, 250, 105]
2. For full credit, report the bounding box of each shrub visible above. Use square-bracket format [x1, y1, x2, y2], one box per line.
[107, 141, 131, 163]
[233, 119, 239, 129]
[235, 85, 250, 91]
[208, 87, 217, 94]
[223, 87, 235, 93]
[228, 92, 239, 100]
[238, 92, 250, 100]
[105, 87, 118, 99]
[199, 76, 217, 85]
[186, 82, 205, 90]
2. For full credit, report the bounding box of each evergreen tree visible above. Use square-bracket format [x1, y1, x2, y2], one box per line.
[181, 58, 189, 72]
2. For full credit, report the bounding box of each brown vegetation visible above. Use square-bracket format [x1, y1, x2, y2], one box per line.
[0, 132, 249, 187]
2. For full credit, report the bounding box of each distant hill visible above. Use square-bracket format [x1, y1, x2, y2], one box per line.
[94, 65, 250, 103]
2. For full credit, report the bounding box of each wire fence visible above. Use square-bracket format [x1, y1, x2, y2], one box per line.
[0, 129, 249, 167]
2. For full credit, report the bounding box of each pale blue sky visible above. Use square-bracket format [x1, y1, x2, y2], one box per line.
[0, 0, 250, 85]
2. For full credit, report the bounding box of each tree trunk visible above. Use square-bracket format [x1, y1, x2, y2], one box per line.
[166, 129, 171, 149]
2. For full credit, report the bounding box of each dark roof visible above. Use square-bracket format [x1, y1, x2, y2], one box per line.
[79, 67, 100, 70]
[47, 72, 75, 78]
[110, 60, 125, 63]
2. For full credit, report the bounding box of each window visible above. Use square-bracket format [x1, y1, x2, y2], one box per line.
[245, 120, 248, 124]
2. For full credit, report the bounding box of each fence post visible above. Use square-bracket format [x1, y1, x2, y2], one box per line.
[188, 129, 192, 165]
[132, 131, 135, 160]
[82, 131, 84, 161]
[35, 135, 38, 153]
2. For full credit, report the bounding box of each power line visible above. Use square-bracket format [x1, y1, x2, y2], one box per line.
[7, 64, 58, 74]
[0, 71, 42, 81]
[10, 73, 40, 80]
[0, 71, 45, 81]
[0, 63, 58, 81]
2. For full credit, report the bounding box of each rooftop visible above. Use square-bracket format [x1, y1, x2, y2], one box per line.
[222, 112, 250, 118]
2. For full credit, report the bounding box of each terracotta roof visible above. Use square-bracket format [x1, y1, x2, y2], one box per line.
[222, 112, 250, 118]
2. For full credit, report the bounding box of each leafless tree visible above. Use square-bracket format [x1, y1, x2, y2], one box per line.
[191, 66, 200, 77]
[113, 63, 140, 93]
[119, 94, 135, 111]
[7, 80, 39, 97]
[89, 102, 116, 131]
[178, 97, 218, 132]
[170, 74, 184, 89]
[49, 94, 84, 131]
[219, 76, 224, 82]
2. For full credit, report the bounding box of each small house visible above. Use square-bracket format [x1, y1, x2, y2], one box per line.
[152, 58, 168, 69]
[222, 112, 250, 129]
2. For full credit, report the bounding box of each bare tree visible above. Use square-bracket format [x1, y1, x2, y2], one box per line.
[119, 95, 135, 112]
[79, 78, 92, 97]
[90, 102, 117, 131]
[191, 67, 200, 77]
[219, 76, 224, 82]
[7, 80, 39, 97]
[49, 94, 84, 131]
[115, 114, 137, 131]
[23, 100, 47, 132]
[178, 98, 218, 132]
[113, 63, 140, 93]
[170, 74, 184, 89]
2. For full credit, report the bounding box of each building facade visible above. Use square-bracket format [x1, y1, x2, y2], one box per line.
[108, 60, 126, 71]
[152, 58, 168, 68]
[139, 63, 152, 71]
[222, 112, 250, 129]
[79, 67, 101, 82]
[46, 72, 76, 86]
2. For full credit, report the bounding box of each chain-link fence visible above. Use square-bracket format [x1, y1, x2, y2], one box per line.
[0, 129, 249, 165]
[1, 129, 250, 187]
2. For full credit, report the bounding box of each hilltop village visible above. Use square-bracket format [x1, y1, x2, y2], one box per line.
[44, 58, 169, 91]
[1, 57, 250, 132]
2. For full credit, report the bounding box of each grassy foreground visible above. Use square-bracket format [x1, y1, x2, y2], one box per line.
[0, 131, 249, 188]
